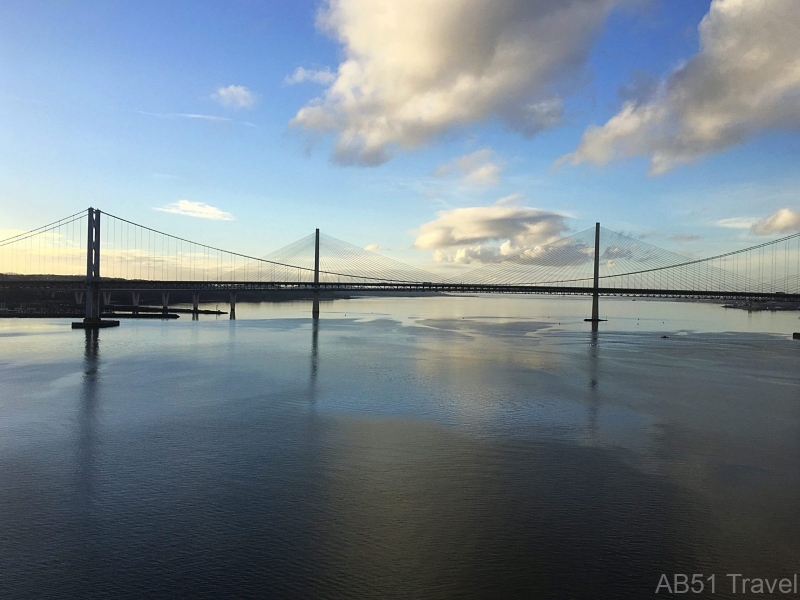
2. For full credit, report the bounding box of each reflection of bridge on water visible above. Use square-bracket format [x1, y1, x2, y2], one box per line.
[2, 208, 799, 327]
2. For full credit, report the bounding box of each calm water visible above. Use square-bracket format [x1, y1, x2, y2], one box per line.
[1, 296, 799, 599]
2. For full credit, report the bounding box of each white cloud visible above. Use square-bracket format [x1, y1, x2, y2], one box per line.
[153, 200, 234, 221]
[414, 198, 570, 263]
[364, 243, 382, 252]
[291, 0, 625, 165]
[562, 0, 800, 174]
[134, 110, 258, 127]
[434, 245, 504, 264]
[434, 148, 504, 185]
[211, 85, 257, 109]
[716, 217, 758, 229]
[135, 110, 232, 123]
[284, 67, 337, 85]
[750, 208, 800, 236]
[177, 113, 233, 122]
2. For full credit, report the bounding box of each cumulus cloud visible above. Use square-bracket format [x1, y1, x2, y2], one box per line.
[750, 208, 800, 236]
[153, 200, 234, 221]
[414, 199, 570, 263]
[284, 67, 337, 85]
[364, 243, 382, 252]
[433, 148, 504, 185]
[291, 0, 624, 165]
[433, 246, 505, 264]
[211, 85, 257, 109]
[562, 0, 800, 174]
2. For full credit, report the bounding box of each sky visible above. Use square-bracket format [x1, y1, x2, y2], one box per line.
[1, 0, 799, 273]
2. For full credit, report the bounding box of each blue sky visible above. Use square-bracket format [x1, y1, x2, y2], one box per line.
[1, 0, 799, 271]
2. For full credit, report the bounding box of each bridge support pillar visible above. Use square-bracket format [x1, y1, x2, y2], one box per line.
[312, 228, 320, 319]
[85, 289, 94, 320]
[584, 222, 606, 327]
[192, 292, 200, 321]
[73, 207, 118, 328]
[131, 292, 140, 314]
[591, 222, 600, 322]
[229, 292, 236, 320]
[312, 296, 320, 319]
[102, 291, 111, 308]
[161, 292, 169, 316]
[84, 208, 101, 321]
[75, 291, 84, 306]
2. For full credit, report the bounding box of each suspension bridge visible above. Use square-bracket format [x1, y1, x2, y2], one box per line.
[1, 207, 799, 326]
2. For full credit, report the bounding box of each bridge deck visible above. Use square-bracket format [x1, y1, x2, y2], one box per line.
[2, 278, 799, 302]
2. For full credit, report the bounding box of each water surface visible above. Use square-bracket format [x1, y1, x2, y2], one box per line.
[1, 296, 799, 599]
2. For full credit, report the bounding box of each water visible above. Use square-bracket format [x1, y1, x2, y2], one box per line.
[1, 296, 799, 599]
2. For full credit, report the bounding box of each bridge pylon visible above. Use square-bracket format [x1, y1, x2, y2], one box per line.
[312, 228, 320, 319]
[73, 207, 118, 329]
[314, 228, 320, 286]
[584, 222, 606, 327]
[85, 207, 101, 320]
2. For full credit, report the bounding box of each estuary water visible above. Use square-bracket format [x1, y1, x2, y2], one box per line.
[1, 295, 799, 599]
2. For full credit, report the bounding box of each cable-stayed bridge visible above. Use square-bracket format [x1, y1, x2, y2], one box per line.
[2, 208, 800, 324]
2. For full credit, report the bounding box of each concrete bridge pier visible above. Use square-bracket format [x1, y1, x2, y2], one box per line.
[229, 292, 237, 320]
[312, 295, 320, 319]
[192, 292, 200, 320]
[161, 292, 170, 316]
[85, 286, 100, 320]
[75, 291, 84, 306]
[131, 292, 140, 315]
[102, 291, 112, 309]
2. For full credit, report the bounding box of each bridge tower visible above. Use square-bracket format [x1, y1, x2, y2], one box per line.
[312, 228, 320, 319]
[591, 222, 600, 322]
[584, 222, 604, 327]
[85, 208, 101, 320]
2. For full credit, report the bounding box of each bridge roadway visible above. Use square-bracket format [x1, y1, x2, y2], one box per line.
[3, 277, 799, 302]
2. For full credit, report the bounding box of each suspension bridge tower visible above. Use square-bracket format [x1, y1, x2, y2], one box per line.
[72, 208, 119, 329]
